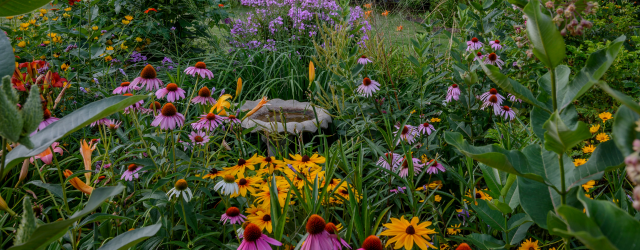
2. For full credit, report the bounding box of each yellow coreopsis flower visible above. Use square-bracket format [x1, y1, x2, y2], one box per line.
[105, 56, 113, 62]
[92, 26, 99, 31]
[19, 23, 29, 30]
[5, 16, 14, 20]
[124, 15, 134, 21]
[106, 46, 114, 51]
[583, 144, 595, 154]
[589, 124, 600, 133]
[63, 13, 70, 18]
[582, 180, 596, 191]
[518, 238, 539, 250]
[120, 43, 128, 50]
[431, 117, 441, 123]
[39, 9, 48, 14]
[18, 41, 26, 48]
[64, 7, 72, 11]
[29, 19, 36, 25]
[284, 154, 326, 169]
[53, 17, 59, 21]
[599, 112, 612, 122]
[574, 158, 587, 167]
[122, 20, 130, 25]
[135, 37, 143, 42]
[61, 63, 70, 71]
[447, 223, 461, 235]
[596, 133, 610, 142]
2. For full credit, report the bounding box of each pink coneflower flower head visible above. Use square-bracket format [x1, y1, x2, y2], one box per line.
[143, 101, 162, 115]
[30, 142, 63, 165]
[131, 64, 163, 91]
[394, 125, 417, 145]
[113, 82, 134, 94]
[94, 175, 110, 185]
[466, 37, 483, 51]
[192, 112, 224, 131]
[123, 93, 144, 114]
[302, 215, 334, 250]
[484, 53, 505, 69]
[357, 55, 372, 65]
[221, 207, 246, 225]
[357, 77, 380, 97]
[446, 84, 461, 103]
[377, 152, 402, 170]
[499, 105, 516, 120]
[489, 39, 502, 50]
[507, 93, 522, 103]
[192, 86, 216, 105]
[238, 223, 282, 250]
[184, 62, 214, 79]
[225, 112, 241, 126]
[106, 119, 122, 130]
[36, 109, 59, 133]
[358, 235, 383, 250]
[398, 157, 423, 178]
[189, 130, 210, 146]
[325, 223, 351, 250]
[156, 83, 186, 102]
[425, 159, 446, 174]
[90, 118, 109, 127]
[121, 163, 143, 181]
[151, 103, 185, 130]
[417, 122, 435, 135]
[474, 51, 484, 62]
[481, 95, 503, 115]
[480, 88, 505, 105]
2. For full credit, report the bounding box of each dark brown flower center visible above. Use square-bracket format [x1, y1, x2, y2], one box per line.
[239, 178, 247, 185]
[401, 126, 409, 135]
[127, 164, 137, 171]
[198, 87, 211, 97]
[362, 236, 383, 250]
[405, 225, 416, 234]
[363, 77, 372, 86]
[471, 37, 479, 43]
[475, 192, 482, 198]
[150, 101, 161, 110]
[161, 103, 177, 116]
[360, 55, 367, 59]
[340, 188, 348, 195]
[477, 52, 483, 56]
[490, 88, 498, 94]
[264, 157, 272, 162]
[325, 223, 337, 234]
[502, 106, 510, 111]
[301, 155, 311, 162]
[423, 122, 430, 127]
[175, 179, 188, 190]
[262, 214, 271, 222]
[209, 168, 218, 175]
[452, 83, 458, 88]
[488, 53, 497, 61]
[121, 82, 130, 87]
[306, 215, 326, 235]
[195, 62, 207, 69]
[488, 95, 498, 104]
[243, 224, 262, 242]
[206, 113, 217, 121]
[140, 64, 157, 79]
[194, 136, 203, 142]
[43, 109, 51, 119]
[166, 83, 178, 91]
[228, 115, 236, 119]
[494, 39, 500, 44]
[226, 207, 240, 217]
[238, 159, 246, 166]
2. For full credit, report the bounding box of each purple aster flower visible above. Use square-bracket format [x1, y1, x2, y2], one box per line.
[121, 164, 143, 181]
[191, 112, 224, 131]
[189, 130, 210, 146]
[93, 78, 99, 85]
[119, 68, 127, 76]
[356, 77, 380, 97]
[155, 83, 186, 102]
[151, 103, 185, 130]
[446, 84, 461, 103]
[357, 55, 372, 65]
[466, 37, 483, 51]
[220, 207, 246, 225]
[184, 62, 214, 79]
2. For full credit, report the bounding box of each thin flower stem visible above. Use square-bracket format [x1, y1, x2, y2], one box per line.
[131, 110, 160, 171]
[180, 198, 192, 244]
[51, 146, 71, 213]
[34, 160, 65, 219]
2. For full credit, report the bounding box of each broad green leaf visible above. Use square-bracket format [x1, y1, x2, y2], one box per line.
[578, 190, 640, 249]
[78, 213, 130, 228]
[0, 0, 52, 16]
[469, 200, 506, 231]
[543, 112, 591, 154]
[444, 132, 544, 182]
[459, 233, 505, 250]
[27, 181, 64, 199]
[598, 81, 640, 115]
[479, 63, 550, 112]
[9, 185, 125, 250]
[537, 65, 571, 103]
[559, 36, 626, 111]
[97, 223, 162, 250]
[531, 104, 578, 143]
[3, 95, 147, 175]
[566, 140, 624, 190]
[0, 31, 15, 79]
[508, 221, 533, 245]
[554, 205, 617, 250]
[480, 163, 503, 197]
[517, 176, 554, 229]
[612, 105, 640, 156]
[546, 211, 573, 238]
[524, 0, 565, 68]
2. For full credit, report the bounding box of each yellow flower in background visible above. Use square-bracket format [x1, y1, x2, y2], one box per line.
[92, 26, 99, 31]
[19, 23, 30, 30]
[29, 19, 36, 25]
[63, 13, 70, 18]
[18, 41, 26, 48]
[125, 15, 134, 21]
[410, 110, 416, 114]
[285, 154, 326, 169]
[105, 56, 113, 62]
[573, 158, 587, 167]
[599, 112, 612, 122]
[43, 41, 50, 45]
[40, 55, 46, 59]
[466, 189, 492, 205]
[18, 15, 24, 19]
[43, 17, 48, 21]
[434, 195, 442, 202]
[61, 63, 70, 71]
[120, 43, 128, 50]
[582, 144, 595, 154]
[39, 9, 47, 14]
[106, 46, 114, 51]
[582, 180, 596, 191]
[135, 37, 143, 42]
[94, 37, 98, 40]
[122, 20, 130, 25]
[6, 16, 14, 20]
[381, 216, 437, 250]
[364, 3, 372, 8]
[431, 117, 441, 123]
[589, 124, 600, 133]
[518, 238, 539, 250]
[64, 7, 72, 11]
[53, 17, 59, 21]
[446, 223, 461, 235]
[247, 211, 273, 233]
[596, 133, 609, 142]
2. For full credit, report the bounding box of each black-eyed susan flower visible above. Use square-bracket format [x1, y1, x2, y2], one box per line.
[465, 189, 493, 205]
[232, 176, 260, 197]
[253, 184, 288, 209]
[247, 211, 273, 233]
[447, 223, 461, 235]
[582, 180, 596, 191]
[285, 154, 326, 169]
[596, 133, 609, 142]
[224, 157, 259, 177]
[380, 216, 437, 250]
[214, 175, 239, 196]
[245, 205, 268, 217]
[203, 168, 224, 179]
[167, 179, 192, 202]
[518, 238, 539, 250]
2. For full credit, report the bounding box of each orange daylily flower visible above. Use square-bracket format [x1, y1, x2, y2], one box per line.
[144, 8, 158, 13]
[79, 139, 97, 184]
[243, 97, 269, 119]
[64, 169, 94, 195]
[382, 10, 389, 16]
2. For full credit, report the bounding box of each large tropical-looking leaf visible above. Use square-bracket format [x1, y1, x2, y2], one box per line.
[612, 105, 640, 156]
[3, 95, 147, 175]
[559, 35, 626, 111]
[469, 200, 506, 231]
[0, 31, 15, 79]
[9, 185, 126, 250]
[97, 223, 162, 250]
[566, 140, 624, 190]
[0, 0, 53, 17]
[523, 0, 565, 69]
[479, 63, 550, 112]
[554, 206, 618, 250]
[444, 132, 544, 182]
[543, 112, 591, 154]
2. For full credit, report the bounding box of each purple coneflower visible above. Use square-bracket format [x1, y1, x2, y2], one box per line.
[192, 112, 224, 131]
[377, 152, 401, 170]
[499, 106, 516, 120]
[484, 53, 505, 69]
[113, 82, 134, 94]
[192, 87, 216, 105]
[238, 223, 282, 250]
[446, 84, 461, 103]
[481, 95, 503, 115]
[325, 223, 350, 250]
[90, 118, 109, 127]
[106, 119, 122, 130]
[184, 62, 214, 79]
[507, 93, 522, 103]
[466, 37, 483, 51]
[131, 64, 163, 91]
[221, 207, 246, 225]
[394, 125, 417, 144]
[356, 77, 380, 97]
[225, 113, 241, 126]
[121, 164, 143, 181]
[489, 39, 502, 50]
[123, 93, 144, 114]
[474, 51, 484, 62]
[479, 88, 505, 105]
[155, 83, 186, 102]
[425, 159, 446, 174]
[94, 175, 110, 185]
[302, 215, 334, 250]
[151, 103, 185, 130]
[357, 55, 372, 65]
[398, 157, 423, 178]
[38, 109, 59, 132]
[417, 122, 435, 135]
[189, 130, 210, 146]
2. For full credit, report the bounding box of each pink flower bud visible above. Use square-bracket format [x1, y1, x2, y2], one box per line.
[634, 139, 640, 152]
[545, 1, 554, 8]
[556, 8, 564, 15]
[567, 3, 576, 12]
[560, 28, 567, 36]
[634, 186, 640, 211]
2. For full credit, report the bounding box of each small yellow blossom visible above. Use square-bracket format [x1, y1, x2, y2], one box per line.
[430, 117, 441, 123]
[92, 26, 99, 31]
[63, 13, 70, 18]
[599, 112, 612, 122]
[589, 124, 600, 133]
[122, 20, 130, 25]
[64, 7, 72, 11]
[18, 41, 26, 48]
[582, 144, 595, 154]
[61, 63, 70, 71]
[410, 110, 416, 114]
[39, 9, 47, 14]
[434, 195, 442, 202]
[106, 46, 114, 51]
[596, 133, 609, 142]
[574, 158, 587, 167]
[105, 56, 113, 62]
[124, 15, 134, 21]
[5, 16, 14, 20]
[135, 37, 143, 42]
[29, 19, 36, 25]
[120, 43, 128, 50]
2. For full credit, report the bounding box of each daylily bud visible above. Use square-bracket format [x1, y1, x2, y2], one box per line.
[18, 160, 29, 184]
[0, 194, 16, 216]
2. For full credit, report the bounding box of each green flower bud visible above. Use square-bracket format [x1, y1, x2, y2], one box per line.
[15, 197, 37, 245]
[21, 86, 43, 137]
[0, 78, 23, 143]
[1, 76, 18, 104]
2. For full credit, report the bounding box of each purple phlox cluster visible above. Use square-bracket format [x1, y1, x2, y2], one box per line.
[130, 51, 147, 63]
[64, 44, 78, 52]
[37, 65, 49, 75]
[161, 57, 176, 70]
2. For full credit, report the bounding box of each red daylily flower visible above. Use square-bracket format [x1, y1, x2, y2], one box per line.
[144, 8, 158, 13]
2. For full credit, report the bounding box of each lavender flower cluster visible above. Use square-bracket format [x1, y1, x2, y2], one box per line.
[229, 0, 371, 50]
[130, 51, 148, 63]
